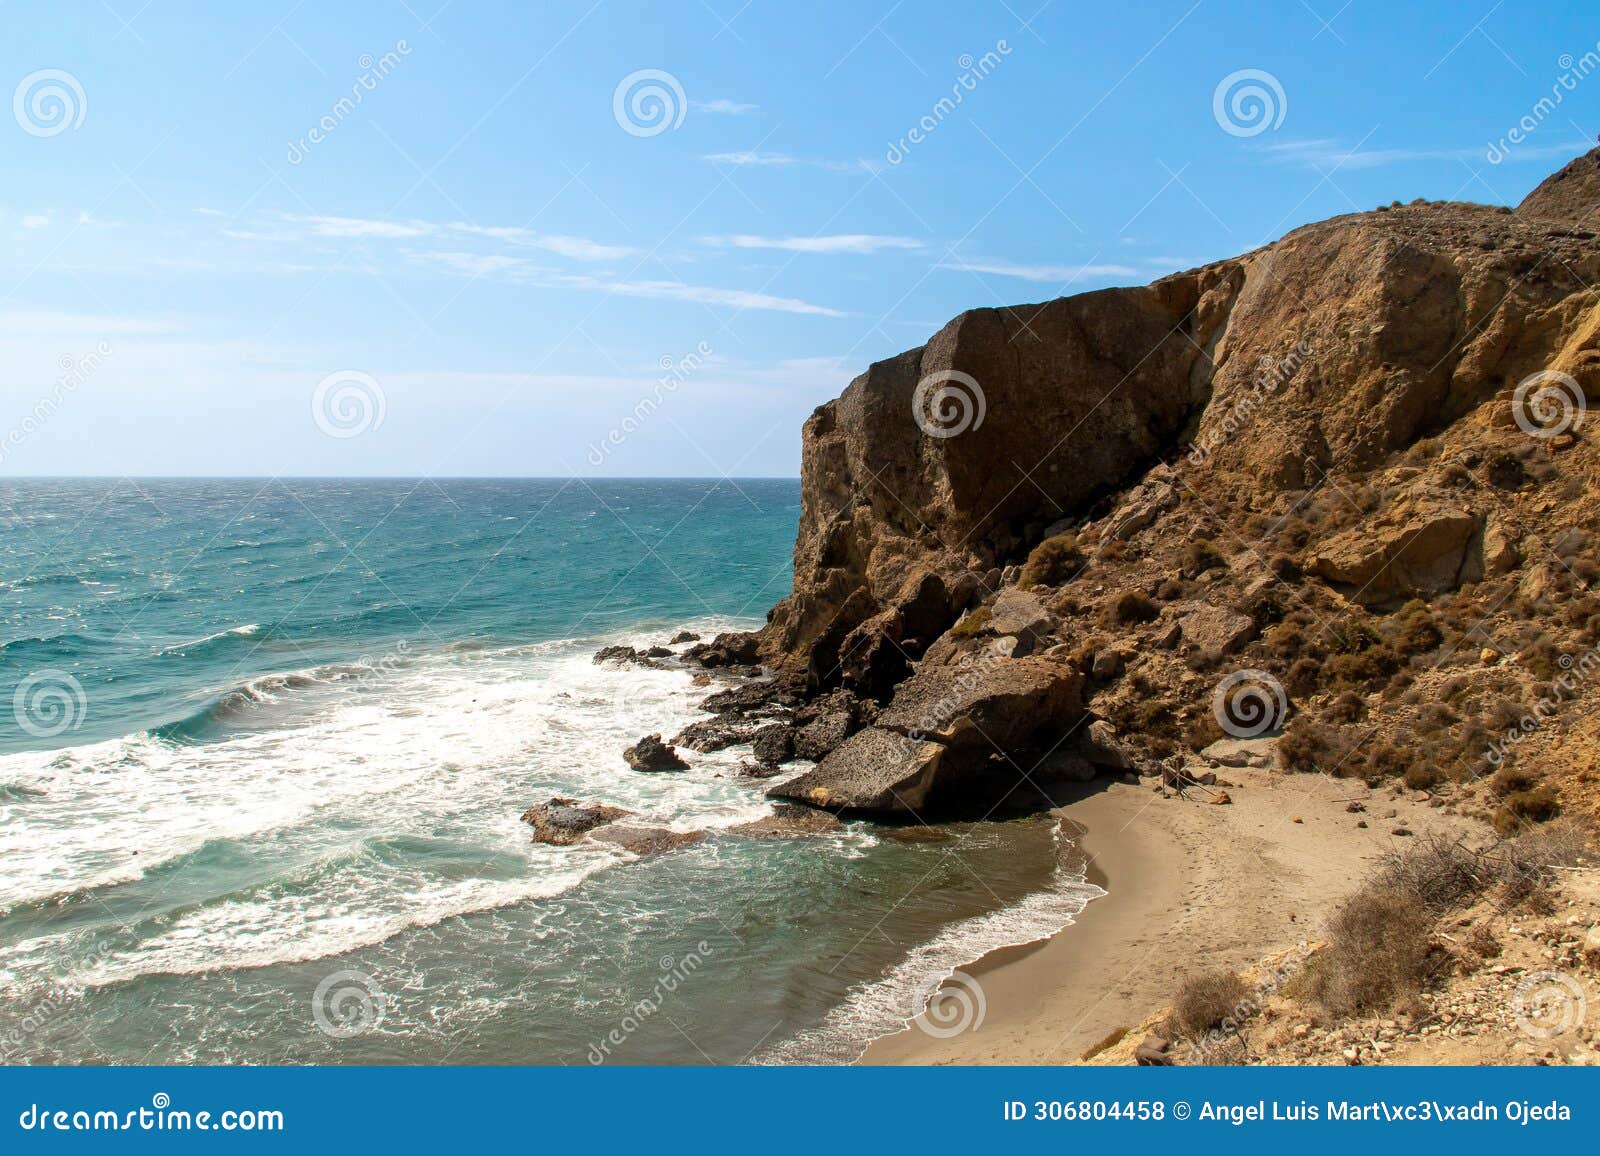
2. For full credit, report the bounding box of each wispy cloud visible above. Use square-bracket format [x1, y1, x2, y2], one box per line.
[1261, 137, 1586, 170]
[702, 150, 874, 174]
[407, 251, 843, 316]
[19, 214, 51, 230]
[938, 258, 1136, 283]
[704, 233, 922, 255]
[446, 222, 635, 261]
[692, 98, 757, 115]
[294, 214, 434, 239]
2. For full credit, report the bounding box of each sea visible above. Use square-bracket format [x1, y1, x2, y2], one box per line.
[0, 478, 1100, 1065]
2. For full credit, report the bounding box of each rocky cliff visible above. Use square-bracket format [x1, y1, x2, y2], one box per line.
[694, 149, 1600, 829]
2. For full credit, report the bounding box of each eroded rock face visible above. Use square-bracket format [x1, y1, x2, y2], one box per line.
[1176, 604, 1258, 655]
[1308, 490, 1484, 604]
[722, 150, 1600, 818]
[759, 270, 1241, 676]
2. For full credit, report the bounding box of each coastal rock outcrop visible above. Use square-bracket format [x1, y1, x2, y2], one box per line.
[720, 149, 1600, 824]
[521, 798, 635, 845]
[623, 733, 690, 772]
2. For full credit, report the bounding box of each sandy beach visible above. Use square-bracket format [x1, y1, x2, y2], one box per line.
[862, 766, 1484, 1065]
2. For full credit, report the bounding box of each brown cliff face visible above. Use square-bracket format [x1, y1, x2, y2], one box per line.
[718, 148, 1600, 825]
[761, 156, 1600, 681]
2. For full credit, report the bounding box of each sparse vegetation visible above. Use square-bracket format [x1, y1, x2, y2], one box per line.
[1099, 589, 1159, 627]
[1019, 532, 1085, 590]
[1166, 970, 1250, 1040]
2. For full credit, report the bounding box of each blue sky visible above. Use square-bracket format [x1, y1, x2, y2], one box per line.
[1, 1, 1594, 476]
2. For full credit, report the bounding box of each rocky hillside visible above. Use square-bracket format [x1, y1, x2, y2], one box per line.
[683, 149, 1600, 835]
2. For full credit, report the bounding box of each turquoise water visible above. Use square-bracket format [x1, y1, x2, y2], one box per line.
[0, 479, 1094, 1065]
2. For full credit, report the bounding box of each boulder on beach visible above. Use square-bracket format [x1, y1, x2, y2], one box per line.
[767, 726, 949, 813]
[623, 733, 689, 772]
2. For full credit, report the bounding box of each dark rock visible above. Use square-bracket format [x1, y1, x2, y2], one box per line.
[521, 797, 634, 845]
[671, 715, 762, 753]
[735, 759, 783, 779]
[794, 711, 853, 761]
[644, 645, 673, 658]
[881, 824, 953, 843]
[683, 631, 763, 669]
[588, 824, 704, 855]
[593, 645, 664, 668]
[728, 804, 844, 838]
[699, 677, 801, 716]
[1032, 749, 1098, 782]
[669, 631, 702, 645]
[623, 734, 689, 772]
[751, 723, 796, 766]
[874, 656, 1082, 750]
[767, 727, 948, 813]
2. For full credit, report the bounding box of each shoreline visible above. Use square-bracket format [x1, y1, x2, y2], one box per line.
[860, 766, 1485, 1065]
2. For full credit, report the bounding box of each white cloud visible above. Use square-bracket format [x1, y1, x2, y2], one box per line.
[408, 252, 843, 316]
[1260, 137, 1585, 171]
[410, 250, 533, 277]
[20, 214, 51, 229]
[593, 277, 843, 316]
[703, 150, 874, 174]
[705, 233, 923, 255]
[293, 214, 434, 239]
[446, 223, 635, 261]
[938, 258, 1136, 283]
[692, 98, 757, 114]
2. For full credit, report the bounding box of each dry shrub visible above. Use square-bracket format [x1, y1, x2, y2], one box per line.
[1298, 834, 1492, 1018]
[1181, 538, 1228, 579]
[1166, 970, 1250, 1041]
[1296, 887, 1436, 1017]
[1493, 785, 1561, 835]
[949, 605, 992, 638]
[1488, 819, 1592, 909]
[1278, 717, 1355, 775]
[1099, 589, 1159, 627]
[1019, 533, 1084, 590]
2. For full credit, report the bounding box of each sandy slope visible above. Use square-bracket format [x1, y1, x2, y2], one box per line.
[862, 767, 1483, 1065]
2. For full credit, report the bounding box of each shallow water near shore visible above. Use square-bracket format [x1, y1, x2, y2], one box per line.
[0, 479, 1094, 1064]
